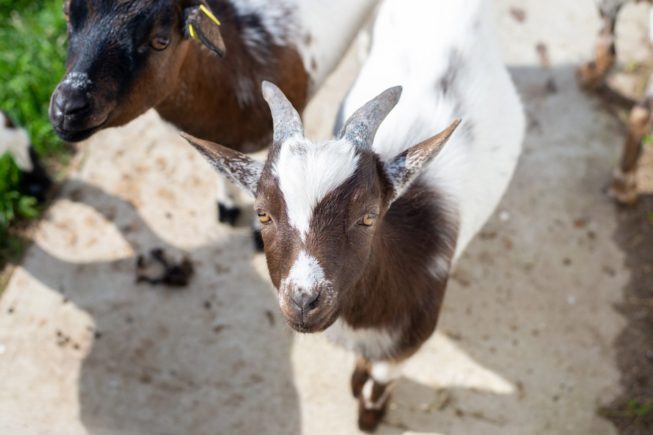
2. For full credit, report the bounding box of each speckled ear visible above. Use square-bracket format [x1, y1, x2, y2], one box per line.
[338, 86, 402, 150]
[384, 119, 460, 201]
[184, 2, 226, 57]
[261, 81, 304, 146]
[180, 132, 263, 196]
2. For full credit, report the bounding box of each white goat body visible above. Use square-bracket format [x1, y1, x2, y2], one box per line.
[339, 0, 525, 261]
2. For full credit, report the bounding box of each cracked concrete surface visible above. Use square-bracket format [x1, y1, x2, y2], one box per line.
[0, 0, 648, 433]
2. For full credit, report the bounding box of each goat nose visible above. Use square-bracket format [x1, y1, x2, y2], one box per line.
[292, 291, 320, 313]
[54, 88, 90, 115]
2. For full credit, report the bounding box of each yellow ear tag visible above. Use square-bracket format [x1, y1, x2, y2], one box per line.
[188, 24, 199, 39]
[199, 4, 221, 27]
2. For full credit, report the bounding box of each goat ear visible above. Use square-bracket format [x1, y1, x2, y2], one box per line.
[180, 132, 263, 196]
[184, 2, 226, 57]
[384, 119, 461, 201]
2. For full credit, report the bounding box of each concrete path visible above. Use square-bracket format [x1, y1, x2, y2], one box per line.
[0, 0, 646, 433]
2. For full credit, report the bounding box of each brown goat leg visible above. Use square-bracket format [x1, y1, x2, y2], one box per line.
[354, 360, 402, 432]
[609, 95, 652, 204]
[351, 358, 371, 398]
[577, 13, 618, 90]
[357, 377, 393, 432]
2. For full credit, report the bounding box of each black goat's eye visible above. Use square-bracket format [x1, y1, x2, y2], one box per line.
[151, 37, 170, 51]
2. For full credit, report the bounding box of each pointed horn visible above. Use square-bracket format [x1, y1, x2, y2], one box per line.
[338, 86, 402, 150]
[261, 81, 304, 145]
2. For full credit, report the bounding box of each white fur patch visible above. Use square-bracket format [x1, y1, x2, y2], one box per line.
[234, 77, 257, 107]
[231, 0, 379, 93]
[361, 378, 395, 410]
[273, 137, 359, 240]
[293, 0, 378, 91]
[429, 255, 452, 281]
[234, 0, 297, 68]
[325, 319, 399, 361]
[0, 112, 32, 172]
[282, 251, 327, 291]
[370, 360, 402, 384]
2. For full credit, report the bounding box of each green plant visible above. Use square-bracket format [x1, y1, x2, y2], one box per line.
[623, 399, 653, 418]
[0, 0, 67, 156]
[0, 0, 67, 255]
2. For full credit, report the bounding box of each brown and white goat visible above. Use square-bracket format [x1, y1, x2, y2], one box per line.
[578, 0, 653, 203]
[49, 0, 377, 227]
[183, 0, 524, 430]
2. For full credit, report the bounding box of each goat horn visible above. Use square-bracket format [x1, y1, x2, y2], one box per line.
[338, 86, 402, 150]
[261, 81, 304, 145]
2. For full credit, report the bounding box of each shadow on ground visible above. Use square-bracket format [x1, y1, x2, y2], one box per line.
[24, 180, 301, 435]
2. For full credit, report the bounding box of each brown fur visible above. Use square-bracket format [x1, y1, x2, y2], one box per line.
[357, 379, 391, 432]
[351, 357, 371, 398]
[154, 5, 309, 151]
[342, 180, 456, 360]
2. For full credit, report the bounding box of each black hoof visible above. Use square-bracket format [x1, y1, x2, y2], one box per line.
[19, 149, 53, 203]
[217, 202, 241, 226]
[253, 229, 264, 252]
[20, 172, 52, 203]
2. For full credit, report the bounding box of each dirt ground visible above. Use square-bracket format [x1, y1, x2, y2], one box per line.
[1, 0, 653, 434]
[605, 194, 653, 434]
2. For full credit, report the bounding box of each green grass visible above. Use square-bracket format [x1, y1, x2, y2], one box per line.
[600, 399, 653, 420]
[0, 0, 67, 263]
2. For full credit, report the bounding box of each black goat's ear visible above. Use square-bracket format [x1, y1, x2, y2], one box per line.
[183, 2, 226, 57]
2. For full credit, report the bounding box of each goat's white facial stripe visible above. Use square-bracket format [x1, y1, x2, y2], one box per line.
[283, 251, 327, 293]
[273, 137, 359, 239]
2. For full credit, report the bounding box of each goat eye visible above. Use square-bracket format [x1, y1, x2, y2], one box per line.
[360, 213, 376, 227]
[257, 210, 272, 224]
[151, 37, 170, 51]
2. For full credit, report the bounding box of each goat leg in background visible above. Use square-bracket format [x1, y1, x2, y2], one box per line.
[355, 359, 401, 432]
[348, 359, 403, 432]
[215, 176, 241, 226]
[609, 74, 653, 204]
[19, 148, 53, 203]
[577, 0, 624, 90]
[351, 358, 371, 399]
